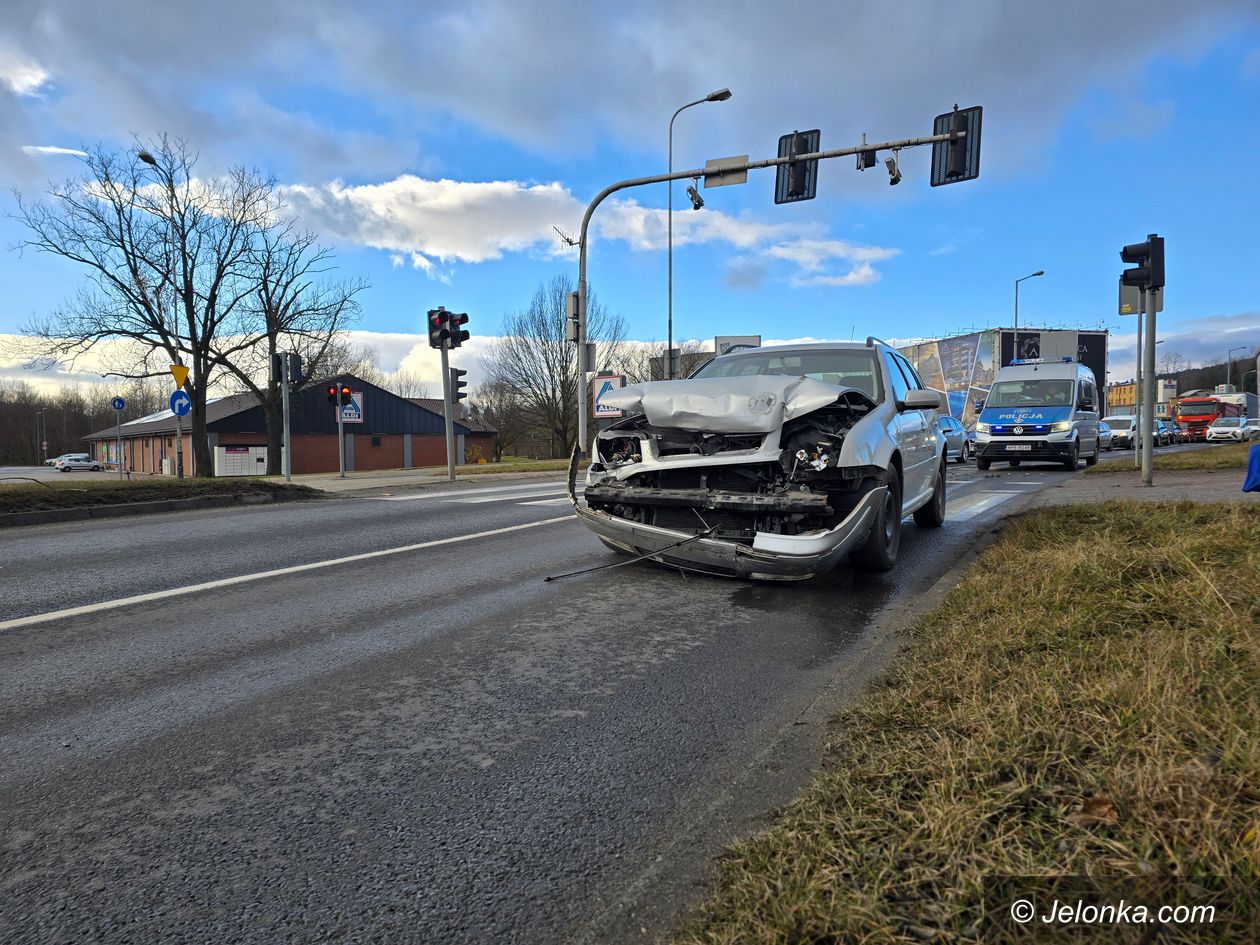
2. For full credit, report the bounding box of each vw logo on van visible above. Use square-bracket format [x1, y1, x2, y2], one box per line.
[1013, 425, 1024, 435]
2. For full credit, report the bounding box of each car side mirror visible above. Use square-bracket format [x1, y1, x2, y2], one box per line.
[901, 389, 942, 412]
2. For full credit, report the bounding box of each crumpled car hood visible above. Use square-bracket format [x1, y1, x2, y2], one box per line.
[602, 375, 867, 433]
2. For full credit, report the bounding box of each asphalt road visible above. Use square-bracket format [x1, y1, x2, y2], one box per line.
[0, 453, 1200, 944]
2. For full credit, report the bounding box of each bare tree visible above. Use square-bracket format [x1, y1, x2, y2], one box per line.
[479, 275, 626, 457]
[377, 369, 430, 400]
[1157, 349, 1190, 375]
[208, 216, 366, 474]
[469, 379, 525, 462]
[615, 338, 710, 383]
[16, 137, 272, 476]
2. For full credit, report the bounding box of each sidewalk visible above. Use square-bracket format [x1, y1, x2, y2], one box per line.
[261, 465, 570, 495]
[1020, 466, 1258, 509]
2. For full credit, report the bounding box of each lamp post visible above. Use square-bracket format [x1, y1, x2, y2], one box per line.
[138, 148, 186, 478]
[1013, 270, 1044, 336]
[1227, 345, 1248, 391]
[668, 87, 731, 379]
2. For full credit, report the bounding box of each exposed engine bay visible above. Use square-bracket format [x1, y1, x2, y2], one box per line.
[584, 387, 884, 544]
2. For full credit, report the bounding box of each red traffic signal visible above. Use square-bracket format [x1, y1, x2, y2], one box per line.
[428, 308, 452, 349]
[327, 384, 338, 405]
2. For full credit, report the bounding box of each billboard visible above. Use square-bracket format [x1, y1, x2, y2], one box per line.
[900, 329, 1109, 424]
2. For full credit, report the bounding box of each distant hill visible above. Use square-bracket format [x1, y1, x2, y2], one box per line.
[1168, 360, 1256, 395]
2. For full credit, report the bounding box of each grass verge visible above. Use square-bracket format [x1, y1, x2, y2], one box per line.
[0, 477, 320, 514]
[1088, 442, 1254, 473]
[455, 458, 588, 475]
[676, 500, 1259, 944]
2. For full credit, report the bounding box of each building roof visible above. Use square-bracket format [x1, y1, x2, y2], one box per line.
[85, 392, 261, 440]
[408, 399, 497, 433]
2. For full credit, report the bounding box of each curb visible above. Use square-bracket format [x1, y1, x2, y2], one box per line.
[0, 492, 302, 530]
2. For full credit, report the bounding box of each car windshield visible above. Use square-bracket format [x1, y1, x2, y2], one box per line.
[1210, 418, 1242, 427]
[1105, 418, 1132, 430]
[985, 379, 1074, 407]
[690, 348, 880, 400]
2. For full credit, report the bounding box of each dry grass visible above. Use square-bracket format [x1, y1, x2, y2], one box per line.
[1088, 442, 1254, 473]
[676, 501, 1260, 944]
[0, 477, 319, 513]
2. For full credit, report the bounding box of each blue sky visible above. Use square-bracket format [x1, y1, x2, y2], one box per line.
[2, 0, 1259, 391]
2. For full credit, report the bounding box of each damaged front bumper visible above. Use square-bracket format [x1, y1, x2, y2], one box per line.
[566, 450, 884, 581]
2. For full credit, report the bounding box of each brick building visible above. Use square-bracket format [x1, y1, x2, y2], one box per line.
[84, 375, 495, 476]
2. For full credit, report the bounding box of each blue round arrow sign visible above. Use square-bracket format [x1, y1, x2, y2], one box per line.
[170, 390, 192, 417]
[111, 396, 125, 411]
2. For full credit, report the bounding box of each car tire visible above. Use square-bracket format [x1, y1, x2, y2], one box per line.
[90, 464, 101, 472]
[957, 442, 968, 464]
[1063, 441, 1079, 471]
[913, 459, 946, 528]
[1085, 442, 1099, 467]
[1008, 459, 1021, 467]
[976, 456, 991, 471]
[852, 466, 902, 572]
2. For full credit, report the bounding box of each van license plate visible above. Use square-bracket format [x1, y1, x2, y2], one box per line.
[1005, 444, 1032, 451]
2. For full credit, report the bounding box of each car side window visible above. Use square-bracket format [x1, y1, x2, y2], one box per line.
[896, 355, 925, 390]
[883, 353, 911, 403]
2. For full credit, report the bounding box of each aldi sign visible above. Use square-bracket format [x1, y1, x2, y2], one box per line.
[339, 391, 365, 424]
[592, 375, 626, 419]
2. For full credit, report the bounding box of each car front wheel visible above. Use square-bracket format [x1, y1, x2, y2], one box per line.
[852, 466, 902, 572]
[1063, 441, 1079, 471]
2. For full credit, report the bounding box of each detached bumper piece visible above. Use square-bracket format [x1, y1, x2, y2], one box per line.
[978, 440, 1073, 461]
[573, 485, 885, 581]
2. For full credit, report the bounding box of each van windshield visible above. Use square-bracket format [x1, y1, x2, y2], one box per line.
[985, 379, 1074, 408]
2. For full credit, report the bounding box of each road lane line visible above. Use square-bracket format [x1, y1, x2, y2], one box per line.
[949, 492, 1015, 522]
[373, 481, 565, 501]
[461, 489, 568, 504]
[518, 497, 571, 506]
[0, 516, 575, 633]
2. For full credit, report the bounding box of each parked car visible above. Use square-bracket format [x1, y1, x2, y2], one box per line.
[573, 340, 948, 580]
[1097, 421, 1114, 451]
[45, 453, 74, 467]
[937, 414, 971, 463]
[1206, 417, 1251, 442]
[54, 453, 101, 472]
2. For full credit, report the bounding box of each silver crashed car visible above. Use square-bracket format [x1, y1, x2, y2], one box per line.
[568, 340, 947, 581]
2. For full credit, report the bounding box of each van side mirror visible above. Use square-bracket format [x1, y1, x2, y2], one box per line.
[901, 389, 942, 412]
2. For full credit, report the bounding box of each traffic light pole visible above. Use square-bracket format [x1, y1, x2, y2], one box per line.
[1141, 288, 1158, 487]
[282, 355, 292, 483]
[574, 128, 965, 453]
[1134, 293, 1144, 470]
[337, 402, 345, 479]
[440, 342, 456, 482]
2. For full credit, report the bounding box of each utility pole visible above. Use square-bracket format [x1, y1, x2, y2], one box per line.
[1141, 286, 1158, 487]
[1134, 299, 1144, 470]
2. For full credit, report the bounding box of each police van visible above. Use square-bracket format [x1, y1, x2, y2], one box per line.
[973, 357, 1101, 471]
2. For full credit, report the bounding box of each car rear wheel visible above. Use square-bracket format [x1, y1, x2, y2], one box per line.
[90, 464, 101, 472]
[852, 466, 901, 572]
[913, 459, 946, 528]
[958, 441, 970, 464]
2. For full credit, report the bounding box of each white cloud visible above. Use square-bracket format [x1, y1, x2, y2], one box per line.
[20, 145, 88, 157]
[283, 174, 901, 288]
[0, 48, 48, 96]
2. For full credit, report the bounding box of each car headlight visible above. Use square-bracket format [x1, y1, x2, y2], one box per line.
[1052, 421, 1072, 432]
[974, 422, 990, 434]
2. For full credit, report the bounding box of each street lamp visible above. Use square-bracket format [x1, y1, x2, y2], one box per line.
[1226, 345, 1249, 391]
[137, 147, 186, 477]
[1013, 270, 1044, 335]
[667, 87, 731, 379]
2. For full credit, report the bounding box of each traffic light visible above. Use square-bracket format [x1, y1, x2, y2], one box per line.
[428, 308, 452, 349]
[775, 129, 820, 204]
[450, 367, 468, 403]
[1120, 234, 1164, 290]
[339, 384, 353, 406]
[447, 311, 470, 348]
[930, 105, 983, 187]
[327, 383, 338, 405]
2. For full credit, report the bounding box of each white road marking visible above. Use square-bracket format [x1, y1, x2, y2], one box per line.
[949, 492, 1016, 522]
[460, 488, 568, 504]
[373, 481, 566, 501]
[518, 497, 572, 506]
[0, 516, 574, 633]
